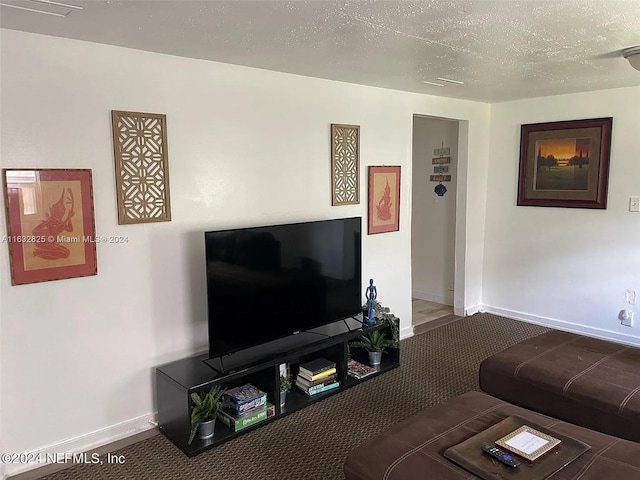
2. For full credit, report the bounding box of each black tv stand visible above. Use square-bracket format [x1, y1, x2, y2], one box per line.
[202, 322, 349, 374]
[346, 314, 373, 328]
[155, 316, 400, 457]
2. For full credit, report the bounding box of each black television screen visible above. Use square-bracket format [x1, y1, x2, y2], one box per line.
[205, 217, 362, 358]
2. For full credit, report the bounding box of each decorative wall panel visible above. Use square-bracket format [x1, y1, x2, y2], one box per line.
[111, 111, 172, 224]
[331, 124, 360, 205]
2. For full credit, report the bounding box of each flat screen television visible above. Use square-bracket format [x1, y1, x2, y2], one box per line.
[204, 217, 362, 359]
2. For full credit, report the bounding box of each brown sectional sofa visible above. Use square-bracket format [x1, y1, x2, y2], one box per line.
[344, 391, 640, 480]
[479, 329, 640, 442]
[345, 329, 640, 479]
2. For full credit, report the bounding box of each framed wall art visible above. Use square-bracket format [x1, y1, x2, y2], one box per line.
[368, 166, 400, 234]
[2, 169, 97, 285]
[330, 123, 360, 205]
[112, 110, 172, 224]
[517, 117, 613, 209]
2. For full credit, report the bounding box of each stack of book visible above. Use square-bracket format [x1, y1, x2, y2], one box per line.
[217, 384, 275, 432]
[295, 358, 340, 396]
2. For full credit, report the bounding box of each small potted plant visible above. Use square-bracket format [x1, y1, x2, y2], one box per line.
[350, 330, 397, 366]
[279, 374, 292, 408]
[188, 385, 226, 445]
[362, 300, 400, 344]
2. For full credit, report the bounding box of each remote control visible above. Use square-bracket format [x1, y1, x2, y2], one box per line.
[482, 444, 520, 468]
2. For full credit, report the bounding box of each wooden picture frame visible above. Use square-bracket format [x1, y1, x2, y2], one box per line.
[2, 169, 97, 285]
[330, 123, 360, 206]
[368, 166, 400, 234]
[111, 110, 172, 224]
[517, 117, 613, 208]
[496, 424, 562, 462]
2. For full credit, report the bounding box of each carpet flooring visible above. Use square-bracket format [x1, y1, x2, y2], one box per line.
[36, 313, 548, 480]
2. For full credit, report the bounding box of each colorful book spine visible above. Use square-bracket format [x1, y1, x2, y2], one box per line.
[296, 373, 337, 388]
[299, 363, 336, 377]
[297, 381, 340, 396]
[295, 376, 336, 391]
[217, 403, 275, 432]
[298, 367, 337, 382]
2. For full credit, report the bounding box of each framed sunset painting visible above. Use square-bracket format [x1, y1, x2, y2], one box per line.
[517, 117, 613, 209]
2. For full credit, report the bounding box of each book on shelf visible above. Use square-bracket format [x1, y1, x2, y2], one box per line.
[297, 367, 337, 382]
[295, 376, 337, 392]
[217, 402, 276, 433]
[221, 399, 267, 417]
[296, 373, 337, 388]
[296, 380, 340, 396]
[222, 384, 267, 416]
[298, 358, 336, 377]
[347, 359, 377, 379]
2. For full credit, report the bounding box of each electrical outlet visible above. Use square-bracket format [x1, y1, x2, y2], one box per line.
[630, 197, 640, 212]
[620, 309, 634, 327]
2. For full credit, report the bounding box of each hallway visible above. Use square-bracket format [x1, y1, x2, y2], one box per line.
[412, 298, 460, 335]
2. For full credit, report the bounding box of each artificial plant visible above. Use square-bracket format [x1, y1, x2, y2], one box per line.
[188, 385, 226, 445]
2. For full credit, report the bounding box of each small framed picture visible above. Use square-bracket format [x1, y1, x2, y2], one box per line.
[496, 425, 561, 462]
[368, 166, 401, 234]
[517, 117, 613, 209]
[2, 169, 97, 285]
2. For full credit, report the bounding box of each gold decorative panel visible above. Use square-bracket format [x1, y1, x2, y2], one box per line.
[331, 124, 360, 205]
[111, 111, 172, 224]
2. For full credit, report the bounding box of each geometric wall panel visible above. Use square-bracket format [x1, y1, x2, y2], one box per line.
[331, 124, 360, 206]
[111, 110, 172, 224]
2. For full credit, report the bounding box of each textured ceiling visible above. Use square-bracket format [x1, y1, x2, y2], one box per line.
[2, 0, 640, 102]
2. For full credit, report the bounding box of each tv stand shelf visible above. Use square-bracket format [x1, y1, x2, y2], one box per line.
[156, 316, 399, 456]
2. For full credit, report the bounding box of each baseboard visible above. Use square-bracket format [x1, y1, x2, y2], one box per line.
[412, 290, 453, 306]
[464, 304, 482, 316]
[483, 305, 640, 347]
[399, 325, 414, 340]
[4, 413, 157, 478]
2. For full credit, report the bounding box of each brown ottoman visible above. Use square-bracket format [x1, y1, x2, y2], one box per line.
[479, 330, 640, 442]
[344, 391, 640, 480]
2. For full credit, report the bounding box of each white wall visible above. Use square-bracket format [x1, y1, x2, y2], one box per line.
[483, 86, 640, 346]
[411, 117, 459, 306]
[0, 29, 491, 475]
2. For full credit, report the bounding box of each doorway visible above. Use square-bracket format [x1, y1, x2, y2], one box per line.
[411, 115, 461, 334]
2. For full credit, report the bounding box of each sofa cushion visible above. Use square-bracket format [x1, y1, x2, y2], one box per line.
[479, 330, 640, 442]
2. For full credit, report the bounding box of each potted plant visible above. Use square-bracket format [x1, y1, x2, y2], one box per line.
[362, 300, 400, 344]
[279, 374, 292, 408]
[188, 385, 226, 445]
[350, 330, 397, 366]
